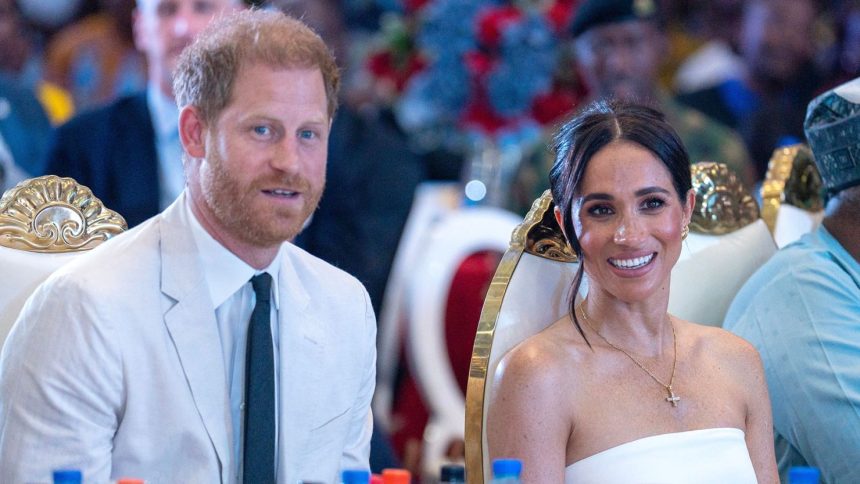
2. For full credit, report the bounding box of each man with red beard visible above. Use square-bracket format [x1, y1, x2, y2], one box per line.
[0, 9, 376, 484]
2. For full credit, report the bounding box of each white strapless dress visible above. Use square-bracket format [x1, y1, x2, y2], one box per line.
[564, 428, 756, 483]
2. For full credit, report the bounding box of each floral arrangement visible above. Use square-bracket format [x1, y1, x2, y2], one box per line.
[363, 0, 582, 152]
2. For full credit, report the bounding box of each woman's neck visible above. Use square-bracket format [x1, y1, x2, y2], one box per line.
[581, 290, 672, 357]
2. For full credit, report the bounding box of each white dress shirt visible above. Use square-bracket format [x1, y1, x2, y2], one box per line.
[185, 197, 283, 482]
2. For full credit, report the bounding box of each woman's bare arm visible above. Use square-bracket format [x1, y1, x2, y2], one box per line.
[486, 340, 573, 483]
[737, 339, 779, 483]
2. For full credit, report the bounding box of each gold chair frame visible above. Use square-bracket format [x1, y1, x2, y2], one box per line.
[760, 144, 823, 234]
[0, 175, 127, 252]
[0, 175, 127, 346]
[465, 191, 576, 482]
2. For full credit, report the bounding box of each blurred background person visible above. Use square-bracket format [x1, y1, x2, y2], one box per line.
[0, 73, 52, 190]
[0, 0, 73, 124]
[42, 0, 243, 227]
[44, 0, 146, 111]
[571, 0, 755, 186]
[510, 0, 756, 215]
[822, 0, 860, 89]
[673, 0, 747, 95]
[678, 0, 822, 181]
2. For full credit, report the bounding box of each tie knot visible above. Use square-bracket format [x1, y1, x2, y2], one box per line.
[251, 273, 272, 303]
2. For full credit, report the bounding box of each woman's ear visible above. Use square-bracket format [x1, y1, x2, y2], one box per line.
[179, 106, 207, 159]
[684, 188, 696, 226]
[554, 205, 568, 240]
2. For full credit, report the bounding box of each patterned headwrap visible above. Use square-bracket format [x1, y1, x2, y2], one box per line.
[804, 77, 860, 196]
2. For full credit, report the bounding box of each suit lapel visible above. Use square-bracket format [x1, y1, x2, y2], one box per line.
[159, 199, 232, 478]
[277, 248, 329, 477]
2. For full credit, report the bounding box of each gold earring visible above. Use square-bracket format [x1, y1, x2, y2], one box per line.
[681, 224, 689, 240]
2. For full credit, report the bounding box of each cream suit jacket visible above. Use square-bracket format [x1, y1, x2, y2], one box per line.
[0, 196, 376, 483]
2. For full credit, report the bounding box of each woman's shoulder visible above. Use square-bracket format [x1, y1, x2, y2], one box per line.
[679, 319, 763, 374]
[495, 317, 589, 388]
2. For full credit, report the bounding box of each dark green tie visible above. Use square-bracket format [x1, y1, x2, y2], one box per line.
[244, 273, 275, 483]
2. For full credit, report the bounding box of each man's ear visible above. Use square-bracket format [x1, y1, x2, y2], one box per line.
[179, 106, 207, 159]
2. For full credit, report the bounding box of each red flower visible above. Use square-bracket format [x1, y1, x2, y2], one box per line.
[461, 98, 510, 135]
[404, 0, 431, 12]
[476, 6, 523, 48]
[464, 50, 495, 77]
[530, 85, 581, 125]
[546, 0, 579, 33]
[367, 50, 427, 92]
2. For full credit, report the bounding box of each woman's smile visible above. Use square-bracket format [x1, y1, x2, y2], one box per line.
[608, 252, 656, 270]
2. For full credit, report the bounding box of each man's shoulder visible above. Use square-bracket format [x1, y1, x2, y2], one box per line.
[741, 235, 838, 290]
[281, 244, 375, 339]
[48, 214, 164, 290]
[726, 231, 855, 327]
[58, 92, 149, 134]
[282, 243, 364, 290]
[664, 95, 736, 138]
[662, 94, 754, 181]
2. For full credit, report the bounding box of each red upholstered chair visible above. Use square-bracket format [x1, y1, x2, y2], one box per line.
[0, 175, 126, 347]
[373, 182, 462, 439]
[374, 182, 510, 473]
[404, 205, 521, 476]
[760, 144, 824, 248]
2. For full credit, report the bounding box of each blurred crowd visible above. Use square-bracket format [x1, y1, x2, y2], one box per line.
[1, 0, 858, 190]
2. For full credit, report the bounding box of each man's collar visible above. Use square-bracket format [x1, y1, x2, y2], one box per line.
[183, 193, 282, 310]
[146, 83, 179, 140]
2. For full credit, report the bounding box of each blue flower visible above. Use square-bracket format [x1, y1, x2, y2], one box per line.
[417, 0, 486, 57]
[487, 13, 557, 117]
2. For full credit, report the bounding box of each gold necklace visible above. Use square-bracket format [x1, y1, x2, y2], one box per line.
[578, 303, 680, 407]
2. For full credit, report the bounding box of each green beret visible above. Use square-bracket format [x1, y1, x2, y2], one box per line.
[804, 77, 860, 196]
[569, 0, 660, 38]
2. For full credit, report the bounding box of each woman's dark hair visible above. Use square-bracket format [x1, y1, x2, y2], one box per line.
[548, 99, 692, 345]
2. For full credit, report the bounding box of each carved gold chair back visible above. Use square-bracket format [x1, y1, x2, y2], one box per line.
[760, 144, 824, 248]
[0, 175, 127, 345]
[670, 162, 777, 326]
[465, 191, 579, 483]
[465, 162, 776, 481]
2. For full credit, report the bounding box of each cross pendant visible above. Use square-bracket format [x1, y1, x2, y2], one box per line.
[665, 386, 680, 407]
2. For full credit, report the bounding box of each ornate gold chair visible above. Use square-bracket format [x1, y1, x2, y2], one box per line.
[669, 162, 777, 326]
[464, 162, 777, 482]
[464, 192, 579, 483]
[760, 144, 824, 248]
[0, 175, 126, 346]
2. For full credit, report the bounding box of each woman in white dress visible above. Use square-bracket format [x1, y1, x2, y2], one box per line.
[487, 100, 778, 483]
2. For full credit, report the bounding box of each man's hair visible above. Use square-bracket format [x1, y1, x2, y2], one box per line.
[173, 8, 340, 123]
